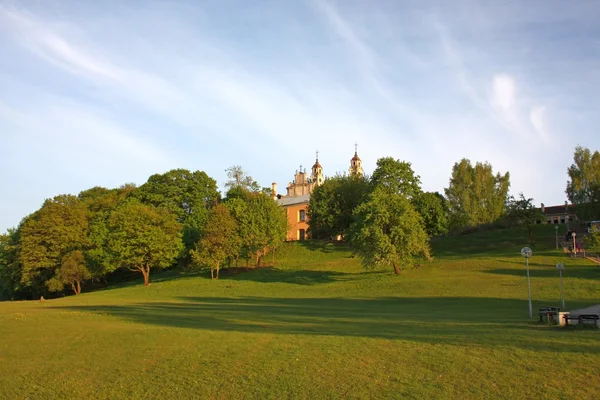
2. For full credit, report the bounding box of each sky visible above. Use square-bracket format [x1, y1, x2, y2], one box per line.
[1, 0, 599, 232]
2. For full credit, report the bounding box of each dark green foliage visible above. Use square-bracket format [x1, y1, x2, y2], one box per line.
[46, 250, 91, 295]
[107, 201, 183, 286]
[0, 228, 23, 300]
[350, 187, 431, 274]
[308, 174, 370, 239]
[566, 146, 600, 220]
[19, 195, 89, 288]
[191, 204, 241, 279]
[412, 192, 449, 236]
[134, 169, 220, 261]
[370, 157, 422, 199]
[444, 159, 510, 231]
[505, 193, 544, 245]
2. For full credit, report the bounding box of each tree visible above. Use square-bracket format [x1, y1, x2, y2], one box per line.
[412, 192, 449, 236]
[584, 227, 600, 261]
[107, 201, 183, 286]
[370, 157, 422, 199]
[134, 169, 220, 260]
[0, 228, 23, 300]
[444, 159, 510, 230]
[350, 188, 431, 275]
[190, 204, 241, 279]
[225, 192, 288, 268]
[308, 174, 370, 239]
[505, 193, 544, 245]
[225, 165, 261, 193]
[566, 146, 600, 220]
[46, 250, 91, 295]
[19, 195, 89, 288]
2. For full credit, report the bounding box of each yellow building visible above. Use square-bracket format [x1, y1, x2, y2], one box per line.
[274, 148, 362, 241]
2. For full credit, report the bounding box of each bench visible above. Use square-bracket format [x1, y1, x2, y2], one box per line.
[538, 307, 560, 323]
[563, 314, 600, 327]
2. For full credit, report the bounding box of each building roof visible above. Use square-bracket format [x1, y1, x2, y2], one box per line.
[351, 151, 361, 161]
[276, 194, 310, 206]
[538, 204, 573, 216]
[313, 159, 322, 169]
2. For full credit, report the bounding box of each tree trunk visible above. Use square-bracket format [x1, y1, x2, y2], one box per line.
[140, 265, 150, 286]
[76, 280, 81, 295]
[71, 282, 77, 295]
[393, 263, 401, 275]
[216, 262, 220, 280]
[210, 268, 214, 280]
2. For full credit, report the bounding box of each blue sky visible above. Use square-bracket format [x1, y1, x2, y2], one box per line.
[1, 0, 599, 232]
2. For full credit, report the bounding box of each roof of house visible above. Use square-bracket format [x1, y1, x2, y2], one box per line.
[276, 194, 310, 207]
[538, 204, 573, 216]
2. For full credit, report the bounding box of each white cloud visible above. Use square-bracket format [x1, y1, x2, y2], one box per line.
[492, 74, 516, 110]
[529, 106, 548, 140]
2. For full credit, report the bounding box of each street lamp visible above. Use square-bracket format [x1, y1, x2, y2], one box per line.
[555, 225, 559, 249]
[572, 232, 577, 257]
[521, 247, 533, 319]
[556, 263, 565, 310]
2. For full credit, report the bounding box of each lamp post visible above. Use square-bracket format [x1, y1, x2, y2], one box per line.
[572, 232, 577, 257]
[521, 247, 533, 319]
[555, 225, 559, 249]
[556, 263, 565, 310]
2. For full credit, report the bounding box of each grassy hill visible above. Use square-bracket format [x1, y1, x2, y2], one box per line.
[1, 225, 599, 399]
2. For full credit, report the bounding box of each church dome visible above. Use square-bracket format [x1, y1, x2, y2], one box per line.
[351, 152, 361, 162]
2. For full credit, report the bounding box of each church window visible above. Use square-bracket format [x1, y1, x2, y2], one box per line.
[299, 209, 306, 222]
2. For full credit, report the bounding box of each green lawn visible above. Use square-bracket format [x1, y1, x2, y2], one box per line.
[1, 226, 599, 399]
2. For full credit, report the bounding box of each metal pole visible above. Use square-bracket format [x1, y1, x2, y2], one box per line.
[526, 257, 532, 319]
[560, 269, 565, 310]
[555, 229, 558, 249]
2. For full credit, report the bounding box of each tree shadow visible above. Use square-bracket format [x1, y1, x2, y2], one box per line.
[296, 240, 350, 254]
[485, 267, 599, 280]
[53, 296, 600, 354]
[218, 267, 347, 285]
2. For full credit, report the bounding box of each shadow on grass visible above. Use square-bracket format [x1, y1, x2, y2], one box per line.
[485, 266, 599, 280]
[295, 240, 351, 254]
[54, 296, 600, 354]
[219, 267, 347, 285]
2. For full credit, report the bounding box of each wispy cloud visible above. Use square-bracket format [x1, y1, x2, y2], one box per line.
[0, 0, 598, 231]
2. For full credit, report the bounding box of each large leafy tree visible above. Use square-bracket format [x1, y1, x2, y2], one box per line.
[370, 157, 422, 199]
[350, 188, 431, 275]
[0, 228, 23, 300]
[19, 195, 89, 289]
[135, 169, 220, 259]
[78, 185, 134, 280]
[584, 227, 600, 261]
[444, 159, 510, 230]
[412, 192, 449, 236]
[566, 146, 600, 220]
[191, 204, 241, 279]
[225, 192, 287, 267]
[46, 250, 91, 295]
[107, 201, 183, 286]
[308, 174, 370, 240]
[505, 193, 544, 245]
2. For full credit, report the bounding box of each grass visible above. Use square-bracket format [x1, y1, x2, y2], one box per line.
[1, 225, 599, 399]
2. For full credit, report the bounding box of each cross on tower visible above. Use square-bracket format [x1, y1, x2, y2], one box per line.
[316, 150, 319, 160]
[354, 142, 358, 154]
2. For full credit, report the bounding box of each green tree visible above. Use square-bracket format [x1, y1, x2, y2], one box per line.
[46, 250, 91, 295]
[505, 193, 544, 245]
[190, 204, 241, 279]
[308, 174, 370, 239]
[19, 195, 89, 289]
[0, 228, 23, 300]
[566, 146, 600, 220]
[412, 192, 449, 236]
[444, 159, 510, 231]
[107, 201, 183, 286]
[225, 165, 261, 193]
[370, 157, 422, 199]
[225, 192, 287, 267]
[350, 188, 431, 275]
[584, 227, 600, 261]
[78, 185, 134, 280]
[135, 169, 220, 260]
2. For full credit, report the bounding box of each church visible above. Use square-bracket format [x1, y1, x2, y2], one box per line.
[272, 147, 364, 241]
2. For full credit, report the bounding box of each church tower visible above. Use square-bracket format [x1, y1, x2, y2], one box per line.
[311, 151, 324, 186]
[349, 143, 364, 177]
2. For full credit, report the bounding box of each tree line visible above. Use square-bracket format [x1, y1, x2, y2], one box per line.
[0, 167, 287, 300]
